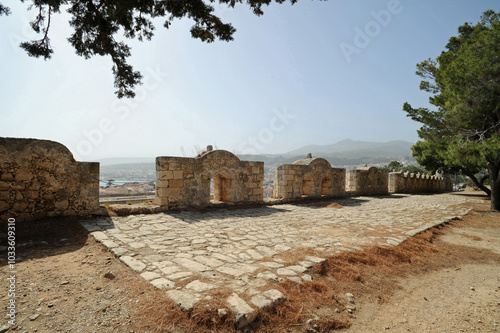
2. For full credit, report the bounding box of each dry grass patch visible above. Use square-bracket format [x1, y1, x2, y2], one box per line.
[313, 228, 444, 283]
[133, 288, 236, 333]
[189, 289, 236, 329]
[256, 281, 351, 332]
[274, 247, 326, 266]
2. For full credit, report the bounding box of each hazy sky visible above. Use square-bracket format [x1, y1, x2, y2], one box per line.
[1, 0, 499, 161]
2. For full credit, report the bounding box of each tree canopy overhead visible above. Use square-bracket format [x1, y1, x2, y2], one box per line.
[403, 10, 500, 210]
[1, 0, 296, 98]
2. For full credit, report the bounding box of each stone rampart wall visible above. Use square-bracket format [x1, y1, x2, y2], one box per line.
[272, 157, 346, 200]
[155, 149, 263, 210]
[388, 171, 452, 194]
[346, 166, 389, 196]
[1, 137, 455, 221]
[0, 138, 99, 222]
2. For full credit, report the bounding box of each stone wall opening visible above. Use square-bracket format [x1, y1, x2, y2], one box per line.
[321, 177, 332, 196]
[212, 173, 234, 202]
[302, 177, 314, 196]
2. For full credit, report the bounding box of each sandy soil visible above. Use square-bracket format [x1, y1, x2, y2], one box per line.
[1, 195, 499, 333]
[346, 220, 500, 333]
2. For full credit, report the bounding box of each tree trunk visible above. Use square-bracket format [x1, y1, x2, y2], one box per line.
[485, 157, 500, 211]
[490, 174, 500, 211]
[465, 172, 491, 196]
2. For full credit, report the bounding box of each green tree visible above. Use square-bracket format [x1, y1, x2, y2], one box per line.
[403, 10, 500, 210]
[411, 140, 491, 195]
[378, 161, 403, 172]
[105, 179, 115, 188]
[1, 0, 296, 98]
[378, 160, 427, 174]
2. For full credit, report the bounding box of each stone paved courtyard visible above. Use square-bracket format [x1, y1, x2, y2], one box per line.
[80, 193, 478, 324]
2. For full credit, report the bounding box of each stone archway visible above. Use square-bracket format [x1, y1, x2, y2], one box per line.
[321, 177, 332, 195]
[212, 172, 234, 202]
[273, 156, 346, 200]
[155, 148, 264, 209]
[302, 176, 314, 196]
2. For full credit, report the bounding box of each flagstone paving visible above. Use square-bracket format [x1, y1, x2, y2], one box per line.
[80, 193, 479, 325]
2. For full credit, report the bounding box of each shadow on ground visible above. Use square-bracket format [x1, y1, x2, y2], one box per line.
[159, 205, 293, 223]
[0, 216, 88, 266]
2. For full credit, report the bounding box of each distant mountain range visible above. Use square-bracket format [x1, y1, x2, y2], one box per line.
[97, 139, 416, 182]
[284, 139, 414, 158]
[98, 157, 156, 167]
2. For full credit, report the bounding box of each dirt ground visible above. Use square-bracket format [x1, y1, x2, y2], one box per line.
[1, 193, 499, 333]
[344, 206, 500, 333]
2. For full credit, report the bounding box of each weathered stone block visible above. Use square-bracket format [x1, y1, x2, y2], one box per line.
[262, 289, 286, 305]
[168, 179, 184, 188]
[15, 168, 33, 181]
[150, 278, 175, 289]
[54, 200, 69, 210]
[0, 191, 10, 200]
[15, 191, 23, 200]
[1, 173, 14, 181]
[227, 293, 258, 328]
[157, 170, 173, 180]
[166, 290, 200, 312]
[0, 182, 10, 191]
[168, 162, 182, 170]
[156, 159, 169, 171]
[120, 256, 146, 272]
[0, 201, 10, 212]
[42, 193, 55, 201]
[157, 187, 181, 198]
[173, 170, 183, 179]
[252, 188, 262, 195]
[28, 183, 40, 190]
[156, 180, 169, 188]
[140, 272, 161, 281]
[250, 294, 272, 310]
[13, 201, 29, 212]
[185, 280, 216, 292]
[38, 160, 53, 170]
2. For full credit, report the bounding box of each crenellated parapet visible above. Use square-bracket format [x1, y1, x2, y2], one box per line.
[388, 171, 452, 194]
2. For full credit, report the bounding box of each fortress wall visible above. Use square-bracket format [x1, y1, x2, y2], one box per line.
[388, 171, 452, 194]
[155, 148, 264, 210]
[272, 157, 346, 200]
[0, 137, 99, 222]
[346, 166, 389, 196]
